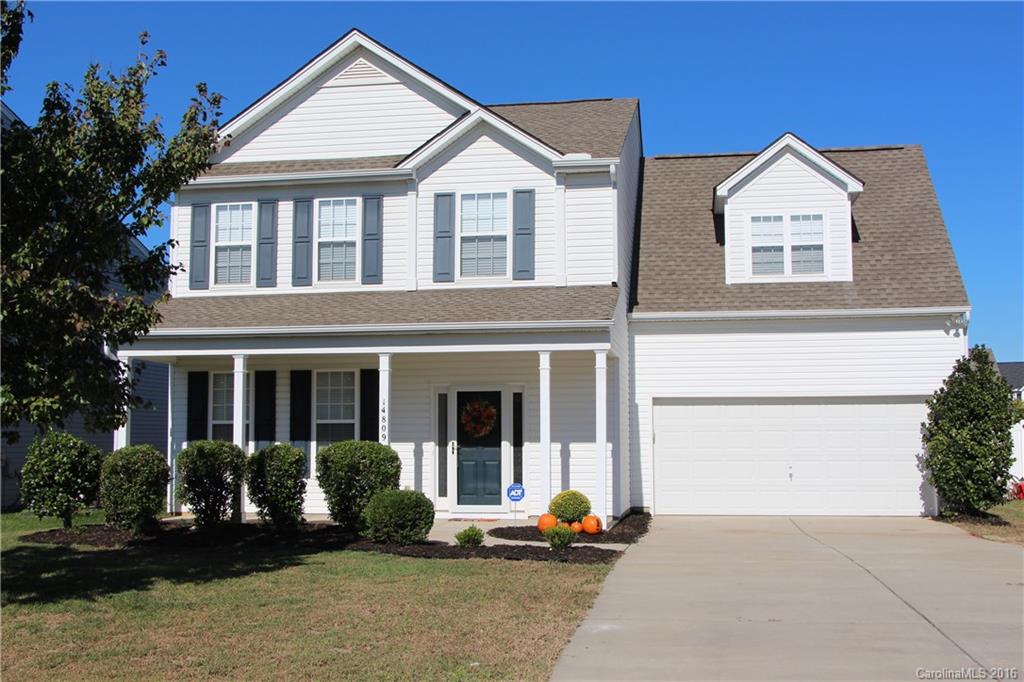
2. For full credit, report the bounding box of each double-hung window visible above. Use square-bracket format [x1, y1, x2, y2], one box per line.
[460, 192, 508, 277]
[317, 198, 358, 281]
[789, 214, 825, 274]
[315, 371, 356, 451]
[210, 372, 249, 442]
[750, 213, 825, 276]
[213, 203, 254, 285]
[750, 215, 784, 276]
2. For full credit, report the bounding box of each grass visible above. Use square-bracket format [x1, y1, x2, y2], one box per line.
[1, 511, 610, 681]
[946, 500, 1024, 546]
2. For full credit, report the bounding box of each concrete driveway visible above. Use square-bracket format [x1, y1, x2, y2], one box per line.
[552, 517, 1023, 681]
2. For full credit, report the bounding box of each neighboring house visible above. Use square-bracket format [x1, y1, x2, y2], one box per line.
[119, 30, 969, 521]
[997, 362, 1024, 480]
[0, 103, 169, 508]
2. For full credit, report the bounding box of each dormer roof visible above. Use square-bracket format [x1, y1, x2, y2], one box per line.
[713, 132, 865, 213]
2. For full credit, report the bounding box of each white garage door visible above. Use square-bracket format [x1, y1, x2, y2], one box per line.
[652, 397, 931, 516]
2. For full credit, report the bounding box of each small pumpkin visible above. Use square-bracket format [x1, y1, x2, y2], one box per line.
[559, 521, 570, 528]
[570, 521, 584, 533]
[537, 513, 558, 533]
[582, 514, 602, 535]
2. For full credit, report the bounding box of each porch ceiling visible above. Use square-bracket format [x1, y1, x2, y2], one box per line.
[154, 285, 620, 332]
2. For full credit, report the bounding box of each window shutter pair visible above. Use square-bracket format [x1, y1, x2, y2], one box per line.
[432, 190, 535, 281]
[292, 197, 383, 286]
[189, 202, 278, 290]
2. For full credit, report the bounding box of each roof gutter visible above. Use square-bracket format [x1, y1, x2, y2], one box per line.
[145, 318, 614, 338]
[185, 167, 415, 189]
[552, 157, 619, 173]
[629, 306, 971, 322]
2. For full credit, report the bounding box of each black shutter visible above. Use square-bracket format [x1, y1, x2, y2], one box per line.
[360, 369, 379, 442]
[290, 370, 312, 476]
[254, 370, 276, 444]
[186, 371, 209, 441]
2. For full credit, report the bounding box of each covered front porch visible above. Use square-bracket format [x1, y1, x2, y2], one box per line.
[121, 331, 623, 523]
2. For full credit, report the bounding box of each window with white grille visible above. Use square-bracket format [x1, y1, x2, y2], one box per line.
[213, 203, 254, 285]
[460, 193, 508, 277]
[315, 371, 356, 450]
[750, 213, 826, 277]
[317, 198, 358, 281]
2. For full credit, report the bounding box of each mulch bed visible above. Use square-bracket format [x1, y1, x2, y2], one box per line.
[20, 522, 620, 564]
[488, 511, 652, 544]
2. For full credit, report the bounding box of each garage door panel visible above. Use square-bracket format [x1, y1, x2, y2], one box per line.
[653, 398, 931, 516]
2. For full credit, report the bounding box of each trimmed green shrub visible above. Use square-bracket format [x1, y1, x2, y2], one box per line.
[924, 345, 1020, 515]
[176, 440, 245, 529]
[543, 525, 576, 550]
[316, 440, 401, 531]
[549, 489, 591, 523]
[245, 443, 307, 531]
[362, 489, 434, 545]
[455, 525, 484, 548]
[20, 431, 105, 529]
[100, 445, 169, 533]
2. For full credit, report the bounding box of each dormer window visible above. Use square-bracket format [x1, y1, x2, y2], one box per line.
[751, 215, 784, 275]
[790, 214, 824, 274]
[750, 213, 826, 277]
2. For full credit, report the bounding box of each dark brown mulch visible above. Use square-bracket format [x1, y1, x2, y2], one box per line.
[488, 511, 652, 544]
[345, 539, 620, 564]
[19, 522, 620, 564]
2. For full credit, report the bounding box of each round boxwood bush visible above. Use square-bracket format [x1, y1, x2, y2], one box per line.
[245, 443, 307, 531]
[543, 524, 576, 550]
[100, 445, 169, 534]
[176, 440, 245, 529]
[362, 489, 434, 545]
[455, 525, 484, 548]
[20, 431, 105, 529]
[549, 489, 591, 523]
[316, 440, 401, 531]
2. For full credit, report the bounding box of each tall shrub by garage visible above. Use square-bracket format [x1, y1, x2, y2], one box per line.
[316, 440, 401, 531]
[20, 431, 104, 529]
[923, 345, 1020, 515]
[245, 443, 307, 531]
[100, 444, 169, 533]
[176, 440, 245, 529]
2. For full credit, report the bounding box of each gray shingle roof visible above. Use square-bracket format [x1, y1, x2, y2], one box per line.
[633, 145, 969, 313]
[488, 98, 639, 158]
[154, 285, 619, 331]
[200, 155, 405, 178]
[998, 362, 1024, 391]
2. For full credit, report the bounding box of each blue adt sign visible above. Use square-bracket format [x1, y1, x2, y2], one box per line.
[506, 483, 525, 503]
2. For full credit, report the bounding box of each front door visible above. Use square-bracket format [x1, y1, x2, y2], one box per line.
[456, 390, 502, 506]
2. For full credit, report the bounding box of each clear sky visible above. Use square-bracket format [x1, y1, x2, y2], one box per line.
[4, 2, 1021, 359]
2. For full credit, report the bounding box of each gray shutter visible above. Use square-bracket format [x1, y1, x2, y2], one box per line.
[512, 189, 535, 280]
[189, 205, 210, 290]
[361, 196, 382, 285]
[256, 200, 278, 287]
[433, 193, 455, 283]
[292, 199, 313, 286]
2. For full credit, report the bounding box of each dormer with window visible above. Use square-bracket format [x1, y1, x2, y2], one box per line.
[715, 133, 864, 285]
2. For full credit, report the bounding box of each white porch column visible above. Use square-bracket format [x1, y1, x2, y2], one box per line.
[113, 359, 132, 450]
[539, 351, 552, 508]
[232, 354, 247, 522]
[594, 350, 608, 522]
[378, 353, 391, 444]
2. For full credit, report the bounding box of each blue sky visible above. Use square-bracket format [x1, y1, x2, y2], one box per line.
[4, 2, 1021, 359]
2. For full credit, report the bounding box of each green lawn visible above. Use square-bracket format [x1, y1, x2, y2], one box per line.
[947, 500, 1024, 546]
[1, 512, 609, 681]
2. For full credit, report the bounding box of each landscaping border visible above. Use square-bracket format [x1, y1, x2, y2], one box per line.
[488, 511, 652, 544]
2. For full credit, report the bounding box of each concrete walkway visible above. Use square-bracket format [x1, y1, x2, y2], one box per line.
[552, 517, 1023, 681]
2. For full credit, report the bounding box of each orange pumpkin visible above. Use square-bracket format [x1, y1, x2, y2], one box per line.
[537, 513, 558, 533]
[582, 515, 602, 535]
[570, 521, 584, 533]
[559, 521, 570, 528]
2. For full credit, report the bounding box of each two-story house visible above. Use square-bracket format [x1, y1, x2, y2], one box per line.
[121, 30, 969, 521]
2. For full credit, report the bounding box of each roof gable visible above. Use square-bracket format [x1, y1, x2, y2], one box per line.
[713, 132, 864, 212]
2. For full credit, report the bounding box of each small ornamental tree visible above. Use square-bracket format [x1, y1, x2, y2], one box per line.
[923, 345, 1019, 515]
[20, 431, 104, 528]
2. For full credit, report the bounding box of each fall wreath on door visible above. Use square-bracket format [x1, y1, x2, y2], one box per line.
[461, 399, 497, 438]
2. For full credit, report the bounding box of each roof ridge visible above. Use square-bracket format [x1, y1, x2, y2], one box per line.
[649, 144, 910, 161]
[487, 97, 635, 107]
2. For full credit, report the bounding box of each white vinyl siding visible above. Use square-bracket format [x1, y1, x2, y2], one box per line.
[317, 198, 358, 282]
[460, 192, 508, 277]
[564, 173, 616, 284]
[314, 370, 356, 450]
[213, 203, 254, 285]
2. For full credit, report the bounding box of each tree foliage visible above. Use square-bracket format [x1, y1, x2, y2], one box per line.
[20, 430, 104, 528]
[923, 345, 1018, 515]
[1, 0, 223, 441]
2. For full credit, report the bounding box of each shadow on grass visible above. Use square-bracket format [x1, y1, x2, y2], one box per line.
[2, 523, 357, 607]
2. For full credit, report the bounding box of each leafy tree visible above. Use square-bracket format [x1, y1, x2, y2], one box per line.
[1, 0, 223, 442]
[20, 431, 104, 529]
[923, 345, 1019, 515]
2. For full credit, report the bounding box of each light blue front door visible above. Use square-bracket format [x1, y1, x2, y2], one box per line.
[456, 391, 502, 506]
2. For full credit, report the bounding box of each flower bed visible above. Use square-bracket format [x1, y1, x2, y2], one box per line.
[488, 511, 652, 544]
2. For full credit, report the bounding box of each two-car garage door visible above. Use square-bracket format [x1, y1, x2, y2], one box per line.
[652, 397, 930, 516]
